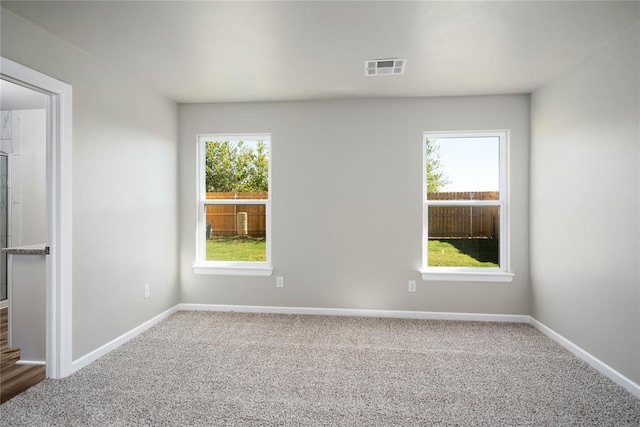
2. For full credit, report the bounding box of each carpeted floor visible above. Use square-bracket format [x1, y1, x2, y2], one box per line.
[1, 311, 639, 425]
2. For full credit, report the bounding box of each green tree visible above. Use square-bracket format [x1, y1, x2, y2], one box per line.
[205, 140, 269, 192]
[426, 138, 450, 193]
[247, 141, 269, 191]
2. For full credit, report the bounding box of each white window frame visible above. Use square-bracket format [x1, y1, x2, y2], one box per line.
[193, 133, 273, 276]
[420, 131, 514, 283]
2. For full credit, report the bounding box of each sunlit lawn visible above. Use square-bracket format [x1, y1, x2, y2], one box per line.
[207, 236, 496, 266]
[206, 236, 266, 261]
[428, 239, 498, 267]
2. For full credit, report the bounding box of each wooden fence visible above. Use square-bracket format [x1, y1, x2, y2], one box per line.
[204, 191, 498, 240]
[205, 192, 267, 237]
[428, 192, 499, 240]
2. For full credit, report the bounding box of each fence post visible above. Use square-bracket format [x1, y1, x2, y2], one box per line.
[237, 212, 248, 236]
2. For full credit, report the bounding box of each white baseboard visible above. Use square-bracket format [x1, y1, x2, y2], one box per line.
[179, 303, 530, 323]
[70, 305, 179, 374]
[528, 316, 640, 398]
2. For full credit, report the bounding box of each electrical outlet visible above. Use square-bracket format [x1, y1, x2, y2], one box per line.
[408, 280, 416, 293]
[276, 276, 284, 288]
[144, 284, 150, 299]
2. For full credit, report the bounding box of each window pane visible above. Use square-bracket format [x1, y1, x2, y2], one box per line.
[427, 206, 499, 267]
[204, 140, 269, 200]
[426, 136, 499, 201]
[204, 204, 267, 262]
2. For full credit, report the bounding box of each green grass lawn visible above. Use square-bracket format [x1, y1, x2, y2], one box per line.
[206, 236, 266, 261]
[207, 236, 495, 266]
[428, 239, 499, 267]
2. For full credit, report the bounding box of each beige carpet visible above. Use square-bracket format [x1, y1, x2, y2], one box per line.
[1, 311, 639, 425]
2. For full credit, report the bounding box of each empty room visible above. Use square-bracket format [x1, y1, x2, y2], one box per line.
[0, 0, 639, 424]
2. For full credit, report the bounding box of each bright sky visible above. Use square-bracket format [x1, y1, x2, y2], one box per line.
[210, 139, 264, 150]
[434, 136, 499, 192]
[236, 140, 265, 150]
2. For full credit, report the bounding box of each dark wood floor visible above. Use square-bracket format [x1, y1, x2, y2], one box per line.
[0, 306, 46, 404]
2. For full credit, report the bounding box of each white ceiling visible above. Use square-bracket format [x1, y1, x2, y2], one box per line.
[2, 1, 639, 103]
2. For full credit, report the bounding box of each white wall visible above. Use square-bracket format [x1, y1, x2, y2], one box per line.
[530, 23, 640, 383]
[10, 254, 46, 362]
[1, 9, 180, 360]
[179, 95, 530, 314]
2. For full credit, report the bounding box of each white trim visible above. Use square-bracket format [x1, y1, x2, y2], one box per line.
[0, 57, 73, 379]
[202, 199, 268, 206]
[178, 303, 528, 323]
[70, 305, 179, 374]
[196, 134, 272, 271]
[16, 360, 46, 366]
[426, 200, 502, 207]
[420, 270, 514, 282]
[422, 130, 510, 278]
[198, 133, 271, 142]
[192, 265, 273, 276]
[7, 259, 12, 347]
[2, 200, 12, 347]
[528, 317, 640, 398]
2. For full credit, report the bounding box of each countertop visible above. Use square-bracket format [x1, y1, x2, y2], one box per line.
[2, 244, 49, 255]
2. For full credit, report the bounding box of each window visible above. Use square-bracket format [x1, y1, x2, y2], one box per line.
[194, 134, 272, 276]
[421, 131, 513, 282]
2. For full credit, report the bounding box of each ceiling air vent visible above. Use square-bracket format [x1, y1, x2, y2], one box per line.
[365, 58, 407, 76]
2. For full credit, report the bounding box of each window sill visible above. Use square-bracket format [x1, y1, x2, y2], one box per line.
[420, 269, 514, 283]
[193, 263, 273, 276]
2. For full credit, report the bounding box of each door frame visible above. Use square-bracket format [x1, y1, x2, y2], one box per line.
[0, 57, 73, 379]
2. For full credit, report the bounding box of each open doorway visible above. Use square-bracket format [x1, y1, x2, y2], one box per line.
[0, 57, 73, 383]
[1, 79, 48, 300]
[0, 78, 49, 402]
